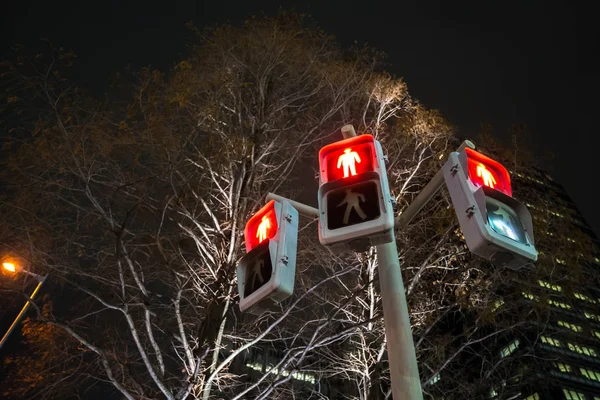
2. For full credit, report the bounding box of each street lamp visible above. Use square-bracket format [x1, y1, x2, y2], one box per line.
[2, 262, 17, 273]
[0, 258, 47, 351]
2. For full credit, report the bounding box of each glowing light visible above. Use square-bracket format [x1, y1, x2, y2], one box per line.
[320, 135, 376, 183]
[489, 218, 518, 241]
[464, 148, 512, 196]
[256, 215, 271, 244]
[476, 163, 497, 189]
[244, 200, 278, 252]
[337, 148, 362, 178]
[2, 262, 16, 272]
[486, 197, 527, 243]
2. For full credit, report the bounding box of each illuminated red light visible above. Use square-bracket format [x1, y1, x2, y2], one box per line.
[320, 135, 376, 183]
[244, 200, 278, 252]
[464, 148, 512, 196]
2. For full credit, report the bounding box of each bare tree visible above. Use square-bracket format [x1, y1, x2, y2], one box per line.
[2, 14, 579, 400]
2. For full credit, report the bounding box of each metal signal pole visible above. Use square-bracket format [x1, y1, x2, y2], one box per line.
[341, 125, 422, 399]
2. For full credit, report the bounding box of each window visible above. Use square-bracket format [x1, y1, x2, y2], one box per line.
[501, 339, 520, 358]
[574, 292, 597, 304]
[585, 312, 600, 322]
[492, 298, 504, 312]
[539, 279, 562, 292]
[523, 394, 540, 400]
[563, 388, 585, 400]
[245, 362, 317, 385]
[548, 299, 571, 309]
[558, 320, 583, 333]
[522, 291, 537, 301]
[555, 362, 572, 373]
[580, 367, 600, 381]
[555, 257, 567, 264]
[567, 342, 598, 357]
[489, 388, 498, 398]
[427, 373, 440, 385]
[541, 336, 561, 347]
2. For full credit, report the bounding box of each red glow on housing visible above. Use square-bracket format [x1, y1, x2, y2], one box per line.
[464, 148, 512, 196]
[319, 135, 376, 183]
[244, 200, 278, 252]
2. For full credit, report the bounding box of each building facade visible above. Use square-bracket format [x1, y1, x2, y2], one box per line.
[484, 167, 600, 400]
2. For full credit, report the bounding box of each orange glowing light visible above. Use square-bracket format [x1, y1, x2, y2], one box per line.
[3, 262, 16, 272]
[464, 148, 512, 197]
[256, 215, 271, 244]
[476, 163, 497, 189]
[337, 148, 362, 178]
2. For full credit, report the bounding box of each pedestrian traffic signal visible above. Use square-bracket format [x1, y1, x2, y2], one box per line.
[442, 148, 537, 270]
[237, 200, 299, 314]
[318, 134, 394, 252]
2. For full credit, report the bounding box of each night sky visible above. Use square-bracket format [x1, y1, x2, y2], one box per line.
[3, 0, 599, 236]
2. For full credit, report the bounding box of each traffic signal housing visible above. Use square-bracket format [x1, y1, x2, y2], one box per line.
[442, 148, 537, 270]
[318, 134, 394, 252]
[237, 199, 298, 314]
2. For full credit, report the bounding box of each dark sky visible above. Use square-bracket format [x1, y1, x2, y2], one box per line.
[3, 0, 599, 236]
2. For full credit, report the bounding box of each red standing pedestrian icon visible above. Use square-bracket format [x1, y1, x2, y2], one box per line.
[337, 148, 362, 178]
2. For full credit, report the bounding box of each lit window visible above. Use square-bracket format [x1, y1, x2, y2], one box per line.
[567, 342, 598, 357]
[574, 292, 597, 304]
[557, 321, 583, 333]
[522, 291, 537, 301]
[548, 299, 571, 309]
[585, 312, 600, 322]
[492, 298, 505, 312]
[539, 279, 562, 292]
[555, 258, 566, 265]
[563, 388, 586, 400]
[541, 336, 561, 347]
[500, 339, 520, 358]
[555, 362, 572, 373]
[246, 363, 317, 385]
[489, 388, 498, 398]
[523, 394, 540, 400]
[427, 373, 440, 386]
[580, 368, 600, 381]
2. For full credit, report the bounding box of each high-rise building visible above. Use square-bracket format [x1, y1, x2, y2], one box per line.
[482, 167, 600, 400]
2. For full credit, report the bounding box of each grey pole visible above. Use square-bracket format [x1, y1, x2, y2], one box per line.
[340, 125, 422, 399]
[265, 193, 319, 219]
[376, 240, 422, 399]
[0, 274, 47, 351]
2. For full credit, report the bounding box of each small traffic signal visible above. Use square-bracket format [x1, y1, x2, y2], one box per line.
[318, 134, 394, 252]
[237, 200, 298, 314]
[442, 148, 537, 269]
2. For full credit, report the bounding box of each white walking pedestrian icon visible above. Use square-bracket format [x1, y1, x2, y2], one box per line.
[337, 189, 367, 224]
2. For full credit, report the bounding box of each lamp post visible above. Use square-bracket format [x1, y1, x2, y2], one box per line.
[0, 260, 47, 351]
